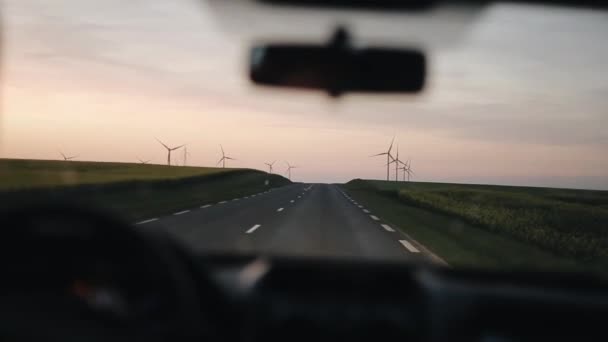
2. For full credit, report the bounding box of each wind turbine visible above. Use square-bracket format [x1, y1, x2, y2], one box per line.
[60, 151, 77, 161]
[401, 159, 414, 182]
[264, 161, 276, 174]
[398, 159, 408, 182]
[406, 159, 415, 181]
[370, 137, 395, 181]
[137, 157, 151, 164]
[285, 162, 297, 181]
[217, 145, 236, 168]
[155, 138, 184, 166]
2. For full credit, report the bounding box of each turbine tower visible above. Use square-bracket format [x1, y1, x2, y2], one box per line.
[183, 146, 190, 166]
[393, 145, 402, 182]
[217, 145, 236, 168]
[370, 137, 395, 181]
[155, 138, 184, 166]
[285, 162, 297, 181]
[265, 161, 276, 174]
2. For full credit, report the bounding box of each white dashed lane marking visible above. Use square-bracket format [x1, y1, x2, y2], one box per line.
[277, 208, 284, 212]
[200, 204, 212, 209]
[381, 224, 395, 232]
[173, 210, 190, 216]
[290, 200, 295, 203]
[219, 201, 227, 204]
[246, 224, 261, 234]
[399, 240, 420, 253]
[135, 218, 158, 225]
[363, 209, 370, 213]
[370, 215, 380, 221]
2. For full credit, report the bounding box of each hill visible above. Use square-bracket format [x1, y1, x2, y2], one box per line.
[0, 158, 291, 221]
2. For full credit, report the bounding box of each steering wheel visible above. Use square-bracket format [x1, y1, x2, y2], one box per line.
[0, 203, 218, 342]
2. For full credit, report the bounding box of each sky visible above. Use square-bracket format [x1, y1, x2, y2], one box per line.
[1, 0, 608, 189]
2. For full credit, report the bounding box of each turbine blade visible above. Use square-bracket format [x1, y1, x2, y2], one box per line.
[370, 152, 387, 157]
[171, 144, 185, 151]
[155, 137, 169, 150]
[217, 158, 224, 166]
[388, 136, 395, 154]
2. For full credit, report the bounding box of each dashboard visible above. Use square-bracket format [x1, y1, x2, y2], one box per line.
[1, 204, 607, 341]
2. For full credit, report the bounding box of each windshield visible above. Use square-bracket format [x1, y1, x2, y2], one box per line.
[1, 0, 607, 275]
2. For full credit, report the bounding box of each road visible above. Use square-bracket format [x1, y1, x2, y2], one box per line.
[137, 183, 427, 261]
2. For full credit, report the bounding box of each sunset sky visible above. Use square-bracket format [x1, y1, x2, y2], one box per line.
[1, 0, 607, 189]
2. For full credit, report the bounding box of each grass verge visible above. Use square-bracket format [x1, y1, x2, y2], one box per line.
[343, 179, 608, 274]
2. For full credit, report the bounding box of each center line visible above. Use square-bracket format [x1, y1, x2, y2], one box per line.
[246, 224, 261, 234]
[135, 218, 158, 225]
[399, 240, 420, 253]
[370, 215, 380, 221]
[363, 209, 370, 213]
[201, 204, 212, 209]
[381, 224, 396, 232]
[174, 210, 190, 216]
[277, 207, 284, 212]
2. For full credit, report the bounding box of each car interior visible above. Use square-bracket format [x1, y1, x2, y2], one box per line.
[1, 0, 607, 341]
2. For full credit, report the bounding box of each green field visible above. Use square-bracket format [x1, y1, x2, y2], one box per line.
[343, 179, 608, 273]
[0, 158, 291, 221]
[0, 158, 231, 190]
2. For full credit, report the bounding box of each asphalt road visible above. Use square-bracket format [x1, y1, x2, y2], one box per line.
[137, 184, 427, 261]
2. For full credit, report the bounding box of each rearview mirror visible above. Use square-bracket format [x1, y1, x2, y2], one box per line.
[249, 28, 426, 97]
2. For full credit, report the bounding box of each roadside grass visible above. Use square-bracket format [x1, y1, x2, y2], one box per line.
[343, 179, 608, 273]
[0, 158, 291, 221]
